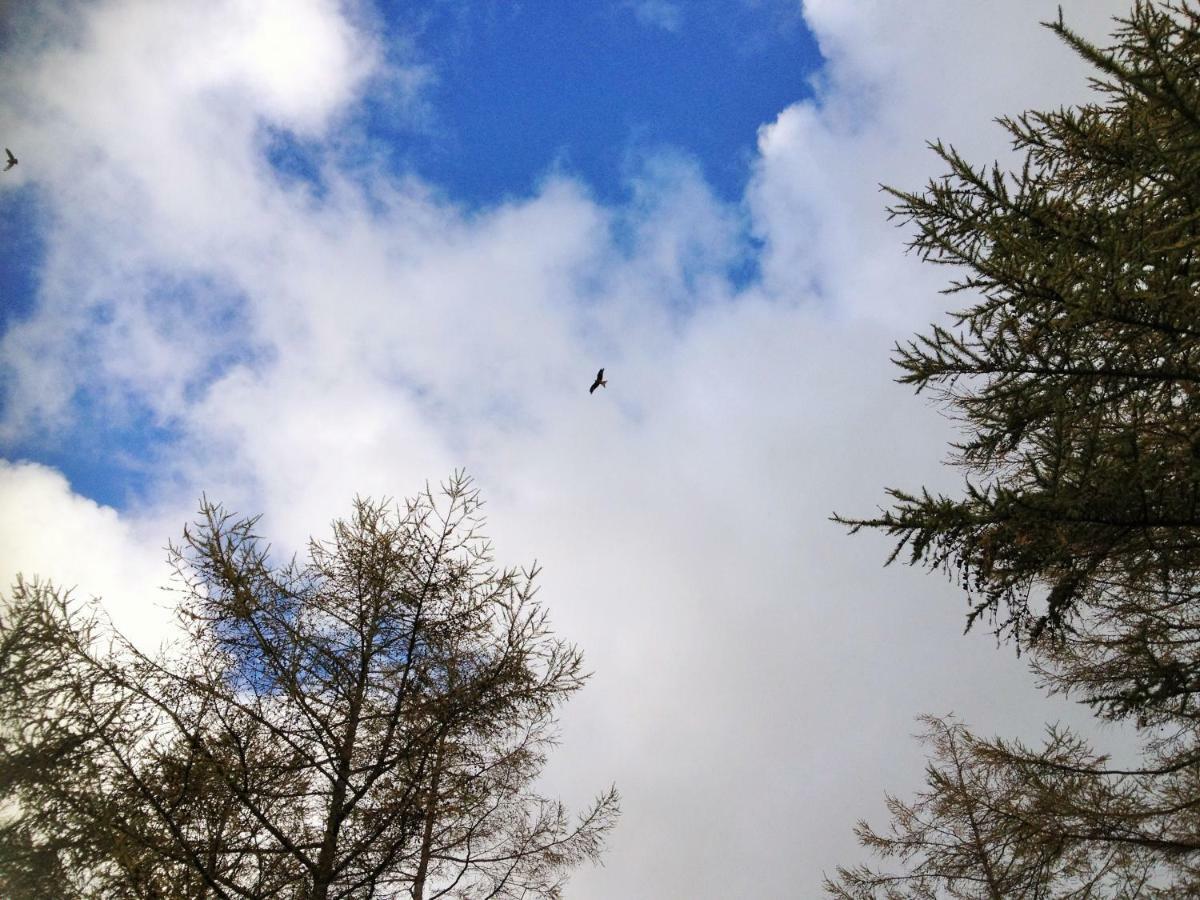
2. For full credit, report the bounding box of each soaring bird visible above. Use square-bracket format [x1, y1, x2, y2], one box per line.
[3, 149, 15, 171]
[589, 368, 607, 394]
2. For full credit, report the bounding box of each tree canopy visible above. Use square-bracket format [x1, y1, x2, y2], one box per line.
[0, 474, 617, 899]
[831, 3, 1200, 896]
[837, 0, 1200, 650]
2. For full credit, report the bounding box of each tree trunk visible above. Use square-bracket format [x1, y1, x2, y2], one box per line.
[411, 734, 448, 900]
[311, 654, 371, 900]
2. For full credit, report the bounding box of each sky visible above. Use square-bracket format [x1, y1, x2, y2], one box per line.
[0, 1, 1138, 896]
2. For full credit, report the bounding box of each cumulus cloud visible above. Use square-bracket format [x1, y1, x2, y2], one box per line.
[0, 0, 1140, 896]
[0, 460, 173, 651]
[0, 0, 380, 438]
[750, 1, 1126, 327]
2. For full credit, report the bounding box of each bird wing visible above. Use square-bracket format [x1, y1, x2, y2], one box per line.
[4, 149, 13, 163]
[596, 368, 604, 380]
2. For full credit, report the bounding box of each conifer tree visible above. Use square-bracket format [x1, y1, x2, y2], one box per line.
[837, 1, 1200, 653]
[831, 3, 1200, 895]
[826, 714, 1198, 898]
[0, 474, 617, 899]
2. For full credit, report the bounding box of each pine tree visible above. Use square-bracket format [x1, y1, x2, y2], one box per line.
[837, 1, 1200, 653]
[831, 3, 1200, 895]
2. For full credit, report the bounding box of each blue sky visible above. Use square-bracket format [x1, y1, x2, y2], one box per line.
[371, 1, 819, 205]
[0, 2, 1136, 896]
[1, 0, 821, 510]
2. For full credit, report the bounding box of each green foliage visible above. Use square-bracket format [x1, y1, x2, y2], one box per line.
[836, 1, 1200, 646]
[832, 4, 1200, 897]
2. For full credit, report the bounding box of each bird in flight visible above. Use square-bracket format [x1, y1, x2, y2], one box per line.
[589, 368, 607, 394]
[3, 149, 15, 171]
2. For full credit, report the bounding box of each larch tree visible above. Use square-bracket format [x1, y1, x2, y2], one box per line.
[830, 3, 1200, 896]
[0, 473, 618, 899]
[824, 716, 1171, 900]
[0, 579, 118, 899]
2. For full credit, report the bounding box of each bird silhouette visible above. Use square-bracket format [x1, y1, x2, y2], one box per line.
[3, 148, 16, 171]
[589, 368, 607, 394]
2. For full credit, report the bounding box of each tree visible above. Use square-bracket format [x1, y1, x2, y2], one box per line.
[0, 579, 113, 899]
[0, 474, 618, 899]
[825, 716, 1192, 899]
[836, 0, 1200, 650]
[830, 3, 1200, 895]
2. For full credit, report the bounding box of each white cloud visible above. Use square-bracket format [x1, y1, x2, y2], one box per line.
[0, 0, 383, 438]
[624, 0, 683, 33]
[750, 1, 1124, 328]
[0, 460, 173, 651]
[0, 0, 1143, 896]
